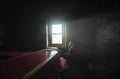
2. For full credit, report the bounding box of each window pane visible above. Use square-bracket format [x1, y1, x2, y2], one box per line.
[52, 24, 62, 33]
[52, 35, 62, 44]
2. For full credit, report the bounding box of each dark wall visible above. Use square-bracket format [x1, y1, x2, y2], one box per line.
[96, 14, 120, 53]
[0, 3, 46, 52]
[66, 13, 120, 52]
[95, 14, 120, 76]
[66, 13, 120, 77]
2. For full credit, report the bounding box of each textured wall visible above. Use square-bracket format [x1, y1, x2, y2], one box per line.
[96, 14, 120, 52]
[95, 14, 120, 77]
[66, 13, 120, 78]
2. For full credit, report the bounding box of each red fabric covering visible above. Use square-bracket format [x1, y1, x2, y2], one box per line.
[0, 50, 47, 79]
[59, 57, 69, 69]
[0, 52, 31, 57]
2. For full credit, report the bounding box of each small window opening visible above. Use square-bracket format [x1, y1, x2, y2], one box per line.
[52, 24, 62, 44]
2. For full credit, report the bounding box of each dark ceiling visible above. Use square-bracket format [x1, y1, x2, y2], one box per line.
[0, 0, 120, 23]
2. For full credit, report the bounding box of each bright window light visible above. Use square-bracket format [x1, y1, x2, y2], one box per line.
[52, 24, 62, 33]
[52, 35, 62, 44]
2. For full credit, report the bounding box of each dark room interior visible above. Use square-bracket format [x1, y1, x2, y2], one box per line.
[0, 0, 120, 79]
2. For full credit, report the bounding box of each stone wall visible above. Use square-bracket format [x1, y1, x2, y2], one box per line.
[66, 13, 120, 78]
[96, 14, 120, 53]
[90, 14, 120, 78]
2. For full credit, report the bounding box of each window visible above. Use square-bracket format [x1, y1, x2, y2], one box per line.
[52, 24, 62, 33]
[52, 24, 62, 44]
